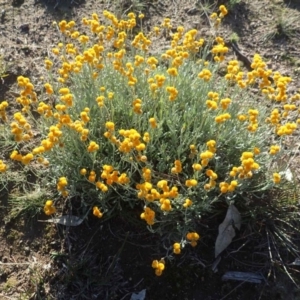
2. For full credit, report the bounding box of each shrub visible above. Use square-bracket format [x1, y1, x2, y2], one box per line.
[1, 5, 299, 275]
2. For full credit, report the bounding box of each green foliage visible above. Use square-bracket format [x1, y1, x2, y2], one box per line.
[1, 6, 299, 276]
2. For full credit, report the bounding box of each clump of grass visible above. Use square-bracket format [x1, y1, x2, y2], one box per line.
[263, 7, 300, 41]
[0, 55, 7, 81]
[1, 5, 300, 276]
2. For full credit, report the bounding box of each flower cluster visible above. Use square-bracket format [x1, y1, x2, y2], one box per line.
[273, 172, 281, 184]
[219, 180, 238, 193]
[11, 112, 33, 142]
[230, 151, 260, 179]
[140, 206, 155, 225]
[173, 242, 181, 254]
[0, 101, 8, 122]
[198, 68, 212, 81]
[93, 206, 103, 218]
[44, 200, 56, 215]
[152, 259, 165, 276]
[211, 37, 228, 62]
[186, 232, 200, 247]
[0, 160, 7, 172]
[171, 160, 182, 174]
[57, 177, 68, 197]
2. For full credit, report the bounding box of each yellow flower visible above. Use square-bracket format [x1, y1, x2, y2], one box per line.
[93, 206, 103, 218]
[57, 177, 68, 191]
[105, 121, 115, 131]
[273, 173, 281, 184]
[152, 259, 165, 276]
[183, 198, 193, 208]
[269, 145, 280, 155]
[0, 160, 7, 173]
[192, 163, 202, 171]
[167, 67, 178, 76]
[186, 232, 200, 247]
[160, 199, 172, 211]
[140, 207, 155, 225]
[173, 243, 181, 254]
[44, 200, 56, 215]
[219, 5, 228, 17]
[171, 160, 182, 173]
[253, 147, 260, 155]
[198, 69, 212, 81]
[149, 117, 157, 128]
[87, 141, 100, 152]
[185, 179, 198, 187]
[166, 86, 178, 101]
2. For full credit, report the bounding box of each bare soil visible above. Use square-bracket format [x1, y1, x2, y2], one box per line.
[1, 0, 300, 299]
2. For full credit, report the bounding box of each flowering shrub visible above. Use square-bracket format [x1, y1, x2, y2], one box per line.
[1, 5, 299, 275]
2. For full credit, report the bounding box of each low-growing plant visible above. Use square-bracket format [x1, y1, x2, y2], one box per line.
[1, 5, 300, 276]
[263, 6, 300, 41]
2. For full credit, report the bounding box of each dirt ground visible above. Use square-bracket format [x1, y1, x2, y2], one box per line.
[1, 0, 300, 299]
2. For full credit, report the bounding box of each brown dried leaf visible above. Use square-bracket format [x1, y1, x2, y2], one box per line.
[215, 204, 241, 258]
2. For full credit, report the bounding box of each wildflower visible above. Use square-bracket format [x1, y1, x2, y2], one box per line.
[185, 179, 198, 187]
[87, 141, 100, 152]
[21, 153, 34, 165]
[219, 5, 228, 18]
[189, 144, 198, 158]
[171, 160, 182, 173]
[253, 147, 260, 155]
[206, 100, 218, 110]
[45, 59, 53, 70]
[89, 170, 96, 182]
[205, 169, 218, 180]
[133, 99, 142, 114]
[215, 113, 231, 123]
[198, 69, 212, 81]
[57, 177, 68, 192]
[167, 67, 178, 76]
[220, 98, 231, 110]
[0, 160, 7, 173]
[80, 111, 90, 123]
[192, 163, 202, 171]
[173, 243, 181, 254]
[183, 198, 193, 208]
[140, 207, 155, 225]
[273, 173, 281, 184]
[93, 206, 103, 218]
[143, 132, 150, 143]
[105, 121, 115, 131]
[160, 199, 172, 211]
[149, 117, 157, 128]
[152, 259, 165, 276]
[237, 114, 247, 121]
[166, 86, 178, 101]
[44, 200, 56, 215]
[44, 83, 54, 94]
[186, 232, 200, 247]
[269, 145, 280, 155]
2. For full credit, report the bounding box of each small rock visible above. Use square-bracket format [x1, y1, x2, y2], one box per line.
[24, 247, 30, 256]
